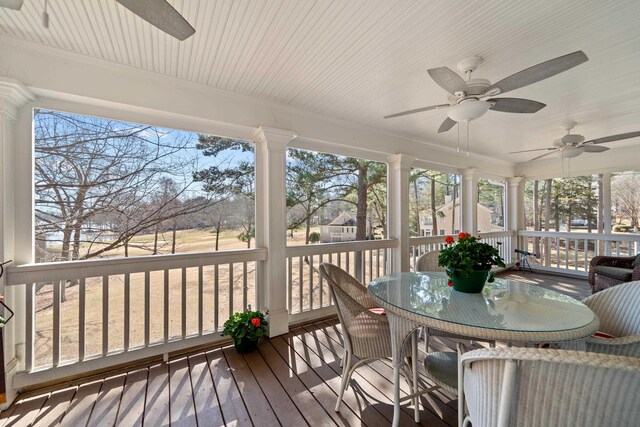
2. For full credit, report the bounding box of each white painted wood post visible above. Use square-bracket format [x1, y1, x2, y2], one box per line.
[602, 172, 612, 256]
[461, 168, 478, 235]
[0, 78, 34, 407]
[387, 154, 414, 273]
[506, 177, 524, 264]
[254, 126, 295, 337]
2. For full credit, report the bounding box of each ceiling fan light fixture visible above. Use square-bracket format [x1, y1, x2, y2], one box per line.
[559, 146, 585, 159]
[447, 99, 491, 123]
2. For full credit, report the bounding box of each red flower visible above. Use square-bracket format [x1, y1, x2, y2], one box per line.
[251, 318, 261, 327]
[447, 280, 453, 287]
[458, 232, 472, 239]
[444, 236, 454, 244]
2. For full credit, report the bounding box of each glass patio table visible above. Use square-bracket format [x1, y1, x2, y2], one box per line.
[367, 271, 600, 427]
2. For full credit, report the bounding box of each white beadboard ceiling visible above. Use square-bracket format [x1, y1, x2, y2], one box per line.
[1, 0, 640, 165]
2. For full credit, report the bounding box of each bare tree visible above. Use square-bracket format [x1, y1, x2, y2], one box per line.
[35, 110, 210, 262]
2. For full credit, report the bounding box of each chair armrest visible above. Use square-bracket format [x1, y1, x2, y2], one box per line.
[633, 266, 640, 281]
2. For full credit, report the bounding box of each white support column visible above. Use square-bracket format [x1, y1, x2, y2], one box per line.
[506, 177, 524, 263]
[461, 168, 478, 235]
[387, 154, 414, 273]
[254, 126, 296, 338]
[0, 78, 34, 407]
[602, 172, 612, 255]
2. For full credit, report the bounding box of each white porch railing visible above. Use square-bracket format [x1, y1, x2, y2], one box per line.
[409, 231, 515, 270]
[517, 231, 640, 275]
[6, 248, 266, 387]
[286, 239, 397, 323]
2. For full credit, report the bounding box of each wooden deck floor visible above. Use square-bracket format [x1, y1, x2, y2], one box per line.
[0, 271, 590, 427]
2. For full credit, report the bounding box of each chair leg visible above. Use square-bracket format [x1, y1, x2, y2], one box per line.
[335, 350, 352, 412]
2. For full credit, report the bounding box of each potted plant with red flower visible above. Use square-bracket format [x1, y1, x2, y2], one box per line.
[438, 232, 506, 293]
[222, 308, 268, 353]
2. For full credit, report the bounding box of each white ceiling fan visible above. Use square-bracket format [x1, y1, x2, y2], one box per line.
[0, 0, 195, 41]
[384, 51, 588, 133]
[510, 120, 640, 161]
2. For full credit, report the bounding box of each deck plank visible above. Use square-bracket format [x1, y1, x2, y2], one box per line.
[115, 368, 148, 427]
[188, 353, 225, 426]
[86, 373, 127, 427]
[59, 380, 103, 427]
[2, 395, 49, 427]
[242, 345, 314, 426]
[31, 388, 76, 427]
[169, 357, 198, 427]
[143, 363, 171, 426]
[266, 337, 365, 427]
[222, 347, 279, 427]
[205, 348, 252, 427]
[279, 331, 393, 427]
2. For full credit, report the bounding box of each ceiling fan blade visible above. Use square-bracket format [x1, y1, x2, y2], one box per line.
[383, 104, 449, 119]
[529, 150, 559, 161]
[486, 51, 588, 95]
[583, 131, 640, 145]
[509, 147, 555, 154]
[116, 0, 195, 41]
[487, 98, 546, 113]
[0, 0, 23, 10]
[438, 117, 457, 133]
[582, 145, 609, 153]
[427, 67, 468, 95]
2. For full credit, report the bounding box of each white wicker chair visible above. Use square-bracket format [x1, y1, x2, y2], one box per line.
[415, 250, 495, 353]
[320, 262, 456, 417]
[581, 280, 640, 357]
[460, 347, 640, 427]
[416, 250, 445, 272]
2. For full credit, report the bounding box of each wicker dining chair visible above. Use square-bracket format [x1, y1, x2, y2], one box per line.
[580, 280, 640, 357]
[319, 262, 457, 415]
[460, 347, 640, 427]
[415, 250, 495, 352]
[416, 250, 445, 272]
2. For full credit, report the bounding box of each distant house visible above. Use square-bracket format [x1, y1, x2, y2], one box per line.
[419, 199, 497, 236]
[320, 211, 367, 243]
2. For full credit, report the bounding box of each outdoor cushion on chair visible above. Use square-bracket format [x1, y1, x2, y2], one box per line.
[592, 265, 633, 282]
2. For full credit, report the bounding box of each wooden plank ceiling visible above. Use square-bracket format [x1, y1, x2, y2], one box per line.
[1, 0, 639, 164]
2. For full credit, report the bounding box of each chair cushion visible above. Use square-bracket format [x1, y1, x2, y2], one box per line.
[593, 265, 633, 281]
[369, 308, 386, 316]
[348, 312, 387, 337]
[592, 331, 616, 339]
[633, 254, 640, 268]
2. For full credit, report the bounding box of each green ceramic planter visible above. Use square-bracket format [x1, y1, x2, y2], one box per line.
[451, 269, 490, 293]
[234, 337, 259, 354]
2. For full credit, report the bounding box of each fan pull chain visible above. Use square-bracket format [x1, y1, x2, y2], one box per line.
[466, 121, 470, 156]
[457, 123, 460, 152]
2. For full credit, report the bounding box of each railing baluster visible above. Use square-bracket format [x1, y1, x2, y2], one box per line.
[79, 277, 86, 361]
[583, 239, 588, 271]
[565, 239, 569, 270]
[556, 237, 560, 268]
[573, 239, 578, 270]
[144, 271, 150, 347]
[346, 251, 350, 275]
[242, 262, 248, 311]
[163, 270, 169, 343]
[298, 256, 303, 313]
[309, 255, 314, 310]
[124, 273, 130, 351]
[25, 282, 34, 372]
[198, 265, 204, 336]
[287, 258, 293, 313]
[368, 249, 373, 282]
[228, 263, 234, 317]
[214, 265, 219, 331]
[53, 280, 61, 367]
[318, 254, 323, 308]
[182, 268, 187, 339]
[102, 275, 109, 356]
